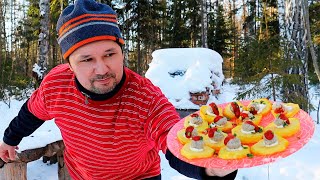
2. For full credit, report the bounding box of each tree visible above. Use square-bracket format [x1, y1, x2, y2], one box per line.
[309, 2, 320, 45]
[167, 0, 190, 47]
[208, 1, 231, 58]
[232, 0, 310, 110]
[279, 0, 309, 110]
[224, 0, 239, 78]
[49, 0, 69, 68]
[185, 0, 201, 47]
[201, 0, 208, 48]
[34, 0, 50, 85]
[307, 1, 320, 85]
[0, 0, 7, 85]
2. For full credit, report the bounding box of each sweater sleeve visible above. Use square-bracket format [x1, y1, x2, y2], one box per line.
[146, 94, 180, 154]
[165, 149, 238, 180]
[143, 80, 238, 179]
[27, 85, 51, 120]
[3, 100, 45, 146]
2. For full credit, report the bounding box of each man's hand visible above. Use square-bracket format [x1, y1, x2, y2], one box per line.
[0, 142, 18, 163]
[205, 168, 237, 177]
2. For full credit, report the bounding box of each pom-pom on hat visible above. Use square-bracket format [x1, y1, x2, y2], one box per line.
[56, 0, 124, 59]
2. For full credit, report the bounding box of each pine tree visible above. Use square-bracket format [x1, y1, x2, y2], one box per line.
[307, 2, 320, 84]
[167, 0, 190, 47]
[208, 1, 231, 58]
[233, 0, 311, 111]
[185, 0, 201, 47]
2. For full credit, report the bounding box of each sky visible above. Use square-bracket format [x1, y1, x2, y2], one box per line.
[0, 48, 320, 179]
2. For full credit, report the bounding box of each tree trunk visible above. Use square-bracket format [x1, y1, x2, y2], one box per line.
[280, 0, 309, 110]
[137, 0, 141, 74]
[201, 0, 208, 48]
[60, 0, 64, 12]
[0, 0, 4, 83]
[57, 151, 71, 180]
[232, 0, 237, 77]
[25, 42, 30, 77]
[261, 1, 269, 38]
[242, 0, 247, 38]
[36, 0, 50, 83]
[123, 9, 129, 67]
[302, 0, 319, 120]
[9, 0, 16, 83]
[302, 0, 320, 81]
[0, 162, 27, 180]
[1, 0, 7, 86]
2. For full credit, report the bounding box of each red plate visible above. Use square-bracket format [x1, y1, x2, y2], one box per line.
[167, 101, 315, 169]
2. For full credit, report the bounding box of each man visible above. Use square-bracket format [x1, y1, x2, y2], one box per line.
[0, 0, 237, 179]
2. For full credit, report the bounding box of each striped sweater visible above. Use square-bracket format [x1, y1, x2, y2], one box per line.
[27, 64, 180, 179]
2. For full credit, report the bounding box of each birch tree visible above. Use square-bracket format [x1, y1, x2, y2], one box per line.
[34, 0, 49, 84]
[279, 0, 309, 110]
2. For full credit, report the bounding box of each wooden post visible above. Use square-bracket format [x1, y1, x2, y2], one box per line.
[57, 151, 71, 180]
[0, 140, 71, 180]
[43, 140, 71, 180]
[0, 162, 27, 180]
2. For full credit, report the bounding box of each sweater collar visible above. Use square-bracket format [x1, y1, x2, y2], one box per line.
[75, 69, 126, 101]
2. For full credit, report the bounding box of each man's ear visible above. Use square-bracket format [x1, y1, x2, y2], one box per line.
[68, 63, 74, 72]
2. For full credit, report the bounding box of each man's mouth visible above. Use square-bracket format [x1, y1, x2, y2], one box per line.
[95, 77, 111, 84]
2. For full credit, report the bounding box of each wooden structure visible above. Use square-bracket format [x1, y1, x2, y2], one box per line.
[211, 81, 221, 96]
[189, 71, 222, 106]
[176, 109, 198, 118]
[0, 140, 70, 180]
[189, 91, 210, 106]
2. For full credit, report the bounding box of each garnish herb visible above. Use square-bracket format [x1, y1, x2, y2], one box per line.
[247, 153, 254, 158]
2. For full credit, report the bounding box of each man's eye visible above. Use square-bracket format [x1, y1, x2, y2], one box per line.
[105, 53, 115, 57]
[81, 58, 92, 62]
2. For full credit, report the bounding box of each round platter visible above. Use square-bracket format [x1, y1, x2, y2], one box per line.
[167, 101, 315, 169]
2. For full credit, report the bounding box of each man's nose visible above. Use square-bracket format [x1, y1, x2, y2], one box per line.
[95, 59, 109, 74]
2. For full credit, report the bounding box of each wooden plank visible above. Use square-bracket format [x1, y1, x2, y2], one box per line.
[0, 162, 27, 180]
[17, 147, 46, 163]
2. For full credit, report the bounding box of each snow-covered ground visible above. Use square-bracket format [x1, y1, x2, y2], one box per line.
[1, 81, 319, 180]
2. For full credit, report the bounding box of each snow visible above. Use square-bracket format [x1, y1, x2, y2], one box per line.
[111, 0, 126, 9]
[145, 48, 224, 110]
[0, 48, 319, 179]
[32, 63, 47, 80]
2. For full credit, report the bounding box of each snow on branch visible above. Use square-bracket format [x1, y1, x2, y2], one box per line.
[32, 63, 47, 80]
[111, 0, 127, 9]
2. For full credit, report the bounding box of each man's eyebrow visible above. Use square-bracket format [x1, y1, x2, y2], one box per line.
[77, 48, 117, 59]
[79, 55, 91, 59]
[105, 48, 117, 53]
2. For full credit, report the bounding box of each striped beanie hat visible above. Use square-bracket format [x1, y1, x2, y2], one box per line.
[56, 0, 124, 59]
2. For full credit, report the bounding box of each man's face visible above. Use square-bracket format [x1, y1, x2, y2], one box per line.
[69, 40, 124, 94]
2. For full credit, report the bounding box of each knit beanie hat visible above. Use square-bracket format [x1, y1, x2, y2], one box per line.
[56, 0, 124, 59]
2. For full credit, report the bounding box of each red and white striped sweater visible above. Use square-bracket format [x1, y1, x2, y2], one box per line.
[27, 64, 180, 180]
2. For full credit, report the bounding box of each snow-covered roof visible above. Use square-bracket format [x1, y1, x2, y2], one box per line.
[145, 48, 224, 109]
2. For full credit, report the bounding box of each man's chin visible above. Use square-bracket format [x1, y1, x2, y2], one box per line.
[91, 85, 116, 94]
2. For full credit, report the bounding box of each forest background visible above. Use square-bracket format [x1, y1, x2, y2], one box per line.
[0, 0, 319, 116]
